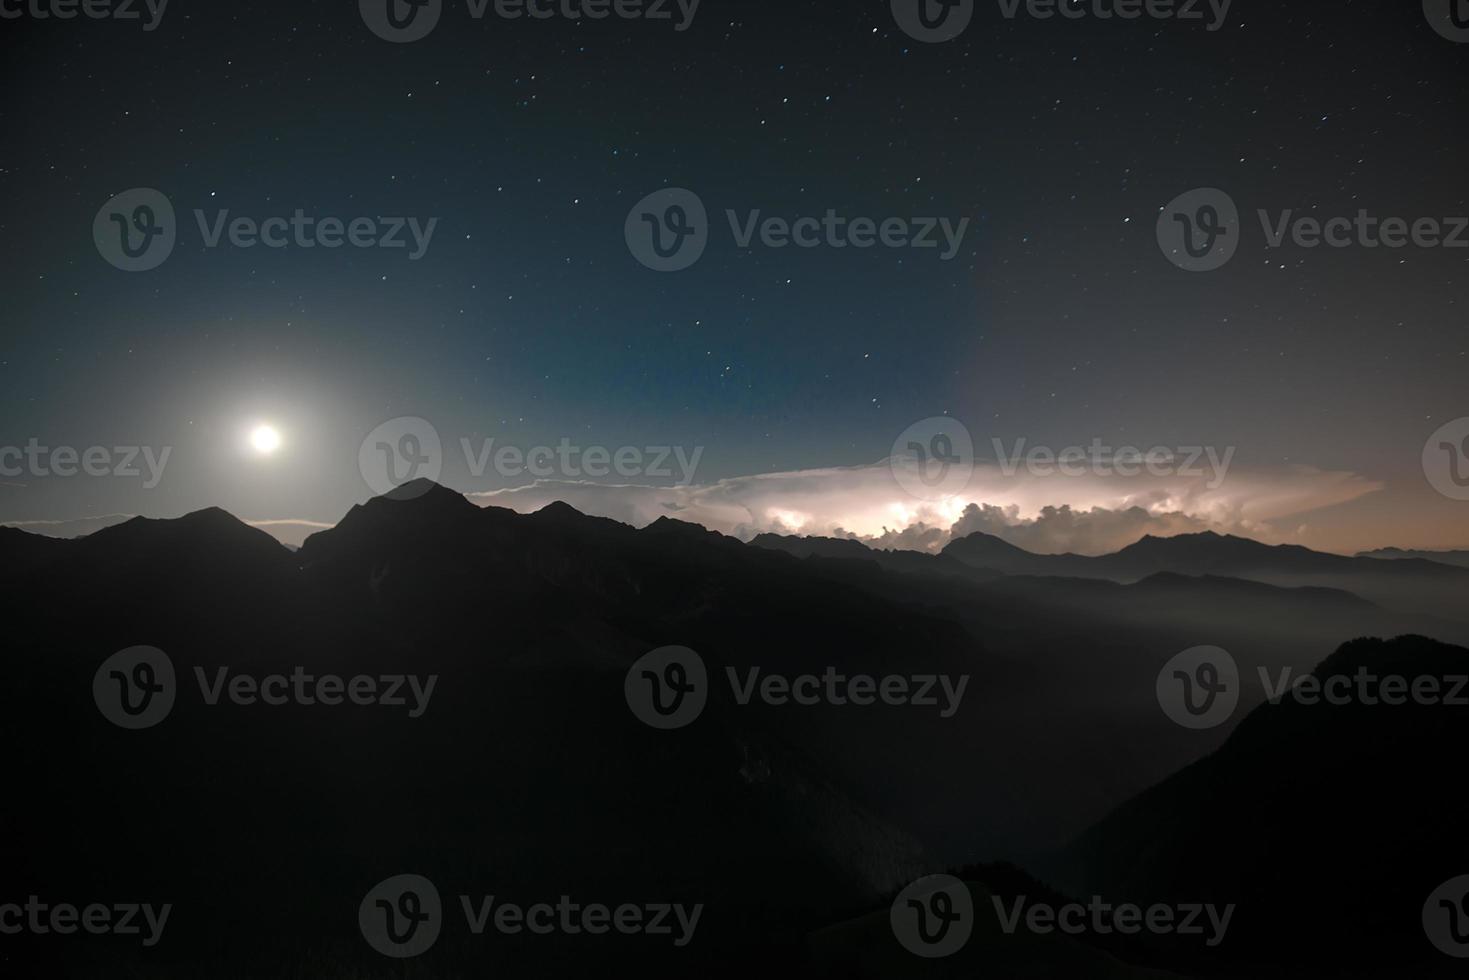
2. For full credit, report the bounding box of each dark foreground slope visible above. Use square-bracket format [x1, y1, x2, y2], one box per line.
[1052, 635, 1469, 977]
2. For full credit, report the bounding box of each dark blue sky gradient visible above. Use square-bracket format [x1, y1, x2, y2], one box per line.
[2, 0, 1467, 549]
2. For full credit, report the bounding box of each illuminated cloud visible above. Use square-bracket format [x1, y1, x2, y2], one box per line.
[466, 455, 1384, 555]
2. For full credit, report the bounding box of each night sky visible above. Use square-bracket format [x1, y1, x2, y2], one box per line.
[3, 0, 1467, 553]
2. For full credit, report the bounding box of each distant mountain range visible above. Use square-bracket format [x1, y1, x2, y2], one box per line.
[3, 482, 1465, 977]
[1358, 547, 1469, 569]
[756, 528, 1469, 625]
[0, 513, 134, 539]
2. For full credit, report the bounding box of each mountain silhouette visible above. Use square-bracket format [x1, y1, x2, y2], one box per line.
[751, 531, 1003, 582]
[943, 530, 1469, 622]
[1359, 547, 1469, 569]
[2, 486, 1463, 978]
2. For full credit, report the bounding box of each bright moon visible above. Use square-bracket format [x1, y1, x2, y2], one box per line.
[250, 425, 282, 455]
